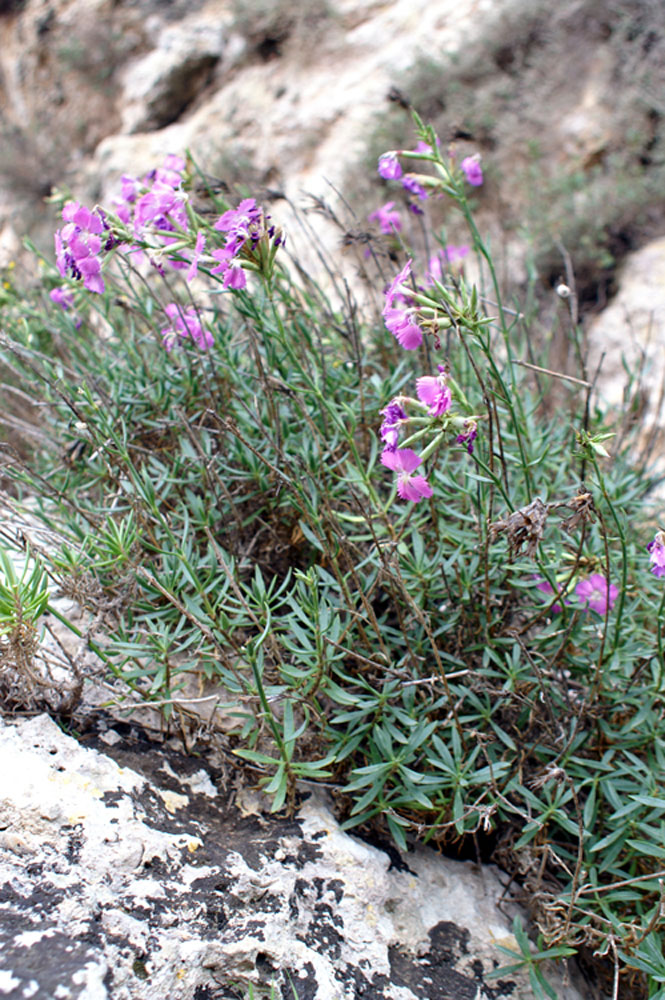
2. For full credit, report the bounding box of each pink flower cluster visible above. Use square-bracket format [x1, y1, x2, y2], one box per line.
[51, 154, 288, 356]
[209, 197, 276, 290]
[54, 201, 114, 294]
[379, 367, 470, 503]
[377, 143, 483, 207]
[116, 156, 184, 225]
[50, 156, 190, 298]
[113, 154, 190, 271]
[383, 260, 423, 351]
[381, 251, 469, 351]
[112, 159, 280, 291]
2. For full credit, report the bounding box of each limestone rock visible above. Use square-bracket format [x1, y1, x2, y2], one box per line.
[586, 236, 665, 485]
[0, 713, 592, 999]
[0, 222, 19, 268]
[119, 9, 227, 134]
[93, 0, 514, 205]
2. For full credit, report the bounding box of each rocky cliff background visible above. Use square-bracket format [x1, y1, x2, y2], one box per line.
[1, 0, 664, 297]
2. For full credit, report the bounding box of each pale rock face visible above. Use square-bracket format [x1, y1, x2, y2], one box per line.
[0, 0, 656, 301]
[0, 222, 20, 268]
[586, 236, 665, 485]
[92, 0, 517, 202]
[556, 47, 616, 166]
[0, 713, 590, 1000]
[87, 0, 529, 293]
[119, 8, 228, 134]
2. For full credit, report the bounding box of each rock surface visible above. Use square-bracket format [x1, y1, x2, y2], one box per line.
[2, 0, 662, 262]
[0, 713, 592, 1000]
[118, 9, 227, 134]
[586, 236, 665, 487]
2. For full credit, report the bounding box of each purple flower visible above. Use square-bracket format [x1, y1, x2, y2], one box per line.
[211, 198, 281, 282]
[368, 201, 402, 234]
[416, 367, 452, 416]
[186, 231, 206, 283]
[382, 261, 423, 349]
[534, 577, 567, 614]
[162, 154, 186, 171]
[381, 448, 433, 502]
[113, 157, 186, 234]
[461, 155, 483, 187]
[383, 260, 413, 311]
[49, 287, 74, 310]
[161, 304, 213, 353]
[214, 198, 264, 255]
[425, 245, 469, 284]
[575, 574, 619, 615]
[401, 175, 428, 200]
[120, 174, 140, 203]
[379, 400, 407, 451]
[113, 199, 133, 226]
[210, 248, 247, 289]
[647, 531, 665, 578]
[378, 153, 403, 180]
[384, 307, 423, 350]
[134, 182, 188, 233]
[132, 179, 189, 272]
[55, 201, 107, 294]
[142, 155, 186, 192]
[412, 138, 440, 154]
[223, 261, 247, 289]
[455, 420, 478, 454]
[159, 154, 186, 183]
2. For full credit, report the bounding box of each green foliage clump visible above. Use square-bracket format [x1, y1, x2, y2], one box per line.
[1, 121, 665, 998]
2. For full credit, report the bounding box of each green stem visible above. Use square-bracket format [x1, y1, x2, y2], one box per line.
[455, 192, 534, 497]
[589, 452, 628, 661]
[46, 601, 111, 665]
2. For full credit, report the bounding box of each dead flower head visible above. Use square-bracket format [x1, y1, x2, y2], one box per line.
[490, 497, 548, 558]
[560, 490, 596, 534]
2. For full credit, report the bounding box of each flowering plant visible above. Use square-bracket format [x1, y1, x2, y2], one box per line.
[1, 117, 664, 998]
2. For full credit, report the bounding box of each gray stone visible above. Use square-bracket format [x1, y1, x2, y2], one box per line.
[586, 236, 665, 490]
[119, 11, 226, 134]
[0, 713, 591, 999]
